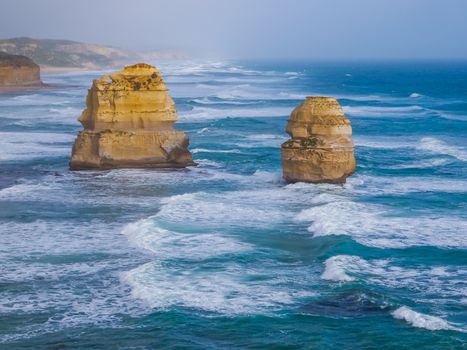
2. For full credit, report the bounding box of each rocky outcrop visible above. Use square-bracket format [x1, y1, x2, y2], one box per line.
[0, 52, 43, 88]
[69, 63, 194, 170]
[281, 96, 356, 183]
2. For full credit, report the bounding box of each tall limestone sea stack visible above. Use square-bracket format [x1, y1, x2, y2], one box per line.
[70, 63, 194, 169]
[281, 96, 356, 183]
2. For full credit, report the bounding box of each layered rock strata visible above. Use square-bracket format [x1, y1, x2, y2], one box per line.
[281, 96, 356, 183]
[0, 52, 43, 88]
[70, 63, 194, 170]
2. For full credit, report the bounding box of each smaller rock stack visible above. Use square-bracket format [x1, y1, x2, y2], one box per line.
[70, 63, 194, 170]
[281, 96, 356, 183]
[0, 52, 43, 88]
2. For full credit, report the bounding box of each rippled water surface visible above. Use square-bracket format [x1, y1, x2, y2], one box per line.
[0, 61, 466, 349]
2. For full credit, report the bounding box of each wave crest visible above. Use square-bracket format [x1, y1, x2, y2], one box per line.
[392, 306, 464, 332]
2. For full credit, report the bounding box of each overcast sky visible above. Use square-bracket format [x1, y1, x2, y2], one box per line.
[1, 0, 467, 59]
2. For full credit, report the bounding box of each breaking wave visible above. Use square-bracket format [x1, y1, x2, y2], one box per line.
[392, 306, 464, 332]
[417, 137, 467, 161]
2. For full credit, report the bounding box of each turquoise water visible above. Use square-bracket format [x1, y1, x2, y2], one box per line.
[0, 61, 466, 349]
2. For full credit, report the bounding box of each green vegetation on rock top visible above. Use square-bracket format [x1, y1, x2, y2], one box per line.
[0, 51, 38, 68]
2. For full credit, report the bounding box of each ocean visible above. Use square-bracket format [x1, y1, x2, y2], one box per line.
[0, 60, 466, 349]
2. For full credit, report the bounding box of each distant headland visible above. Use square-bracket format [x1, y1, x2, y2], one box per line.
[0, 37, 189, 72]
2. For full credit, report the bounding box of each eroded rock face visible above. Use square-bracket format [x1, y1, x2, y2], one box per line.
[70, 63, 194, 170]
[0, 52, 42, 87]
[281, 96, 356, 183]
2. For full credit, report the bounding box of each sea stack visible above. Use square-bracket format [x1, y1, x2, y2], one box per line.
[70, 63, 194, 170]
[281, 96, 356, 183]
[0, 52, 43, 89]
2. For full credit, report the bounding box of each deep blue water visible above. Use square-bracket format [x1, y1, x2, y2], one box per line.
[0, 61, 466, 349]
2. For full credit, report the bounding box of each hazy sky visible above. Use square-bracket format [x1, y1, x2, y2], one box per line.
[2, 0, 467, 59]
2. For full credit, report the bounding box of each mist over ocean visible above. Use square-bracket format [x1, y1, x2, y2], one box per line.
[0, 60, 466, 348]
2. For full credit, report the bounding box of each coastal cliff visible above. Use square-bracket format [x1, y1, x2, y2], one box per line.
[0, 52, 43, 88]
[0, 37, 188, 71]
[281, 96, 356, 183]
[70, 63, 194, 170]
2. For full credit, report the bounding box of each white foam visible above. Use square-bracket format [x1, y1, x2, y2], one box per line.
[204, 83, 308, 102]
[438, 113, 467, 121]
[91, 166, 277, 192]
[0, 182, 50, 198]
[160, 61, 263, 77]
[191, 97, 257, 105]
[386, 158, 452, 169]
[343, 105, 424, 117]
[278, 91, 308, 99]
[392, 306, 463, 332]
[0, 219, 147, 339]
[0, 172, 169, 208]
[252, 170, 283, 184]
[355, 135, 467, 161]
[295, 191, 467, 249]
[0, 220, 126, 259]
[247, 133, 285, 141]
[122, 218, 251, 259]
[196, 167, 258, 184]
[0, 91, 82, 129]
[196, 127, 209, 134]
[195, 158, 223, 168]
[0, 132, 74, 161]
[119, 182, 321, 315]
[155, 188, 292, 229]
[233, 133, 288, 148]
[347, 174, 467, 195]
[321, 255, 400, 283]
[354, 137, 415, 150]
[0, 94, 71, 107]
[417, 137, 467, 161]
[281, 93, 390, 102]
[120, 182, 325, 315]
[179, 105, 291, 121]
[320, 254, 467, 302]
[204, 76, 285, 84]
[191, 148, 244, 154]
[409, 93, 423, 98]
[48, 106, 81, 116]
[321, 255, 358, 282]
[121, 260, 315, 315]
[336, 94, 399, 102]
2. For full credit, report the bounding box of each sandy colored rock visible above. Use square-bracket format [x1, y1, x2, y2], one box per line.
[0, 52, 43, 88]
[70, 63, 194, 170]
[281, 96, 356, 183]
